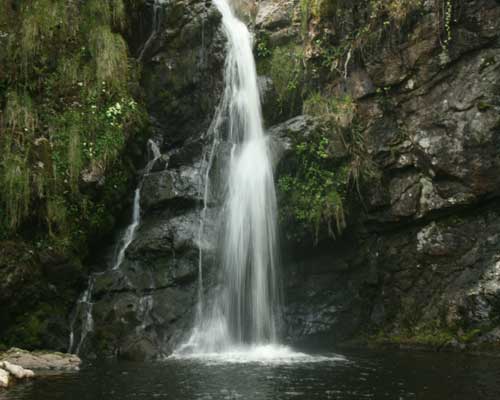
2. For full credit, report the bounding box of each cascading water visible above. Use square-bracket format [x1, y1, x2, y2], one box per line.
[113, 188, 140, 270]
[176, 0, 281, 355]
[113, 141, 160, 271]
[68, 275, 96, 355]
[113, 140, 160, 271]
[137, 0, 167, 61]
[68, 140, 161, 354]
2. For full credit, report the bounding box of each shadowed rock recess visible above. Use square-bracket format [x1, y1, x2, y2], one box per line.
[1, 0, 500, 359]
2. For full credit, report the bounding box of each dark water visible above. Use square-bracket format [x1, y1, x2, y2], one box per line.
[2, 349, 500, 400]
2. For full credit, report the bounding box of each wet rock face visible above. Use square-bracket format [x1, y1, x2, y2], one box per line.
[75, 0, 226, 360]
[357, 1, 500, 225]
[267, 115, 319, 160]
[140, 164, 203, 211]
[270, 0, 500, 348]
[83, 0, 500, 357]
[138, 0, 225, 147]
[0, 242, 82, 352]
[283, 205, 500, 342]
[85, 173, 220, 359]
[85, 156, 220, 359]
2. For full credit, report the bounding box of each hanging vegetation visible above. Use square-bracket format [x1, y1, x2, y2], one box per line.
[0, 0, 146, 250]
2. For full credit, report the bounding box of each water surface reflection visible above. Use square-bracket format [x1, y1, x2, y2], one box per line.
[2, 349, 500, 400]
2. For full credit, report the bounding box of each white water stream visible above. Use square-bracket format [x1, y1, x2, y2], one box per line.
[175, 0, 282, 357]
[113, 140, 160, 271]
[137, 0, 167, 61]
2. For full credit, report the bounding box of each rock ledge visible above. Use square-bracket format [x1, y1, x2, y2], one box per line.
[0, 348, 81, 388]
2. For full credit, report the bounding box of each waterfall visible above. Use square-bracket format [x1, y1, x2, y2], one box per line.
[68, 140, 161, 354]
[137, 0, 167, 61]
[177, 0, 281, 354]
[68, 275, 96, 355]
[113, 189, 141, 270]
[113, 140, 160, 270]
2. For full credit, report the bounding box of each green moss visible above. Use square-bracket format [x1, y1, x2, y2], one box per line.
[81, 0, 128, 32]
[3, 90, 37, 134]
[300, 0, 311, 37]
[370, 323, 492, 349]
[89, 25, 129, 92]
[303, 92, 355, 123]
[397, 331, 455, 347]
[1, 150, 31, 230]
[460, 328, 482, 343]
[479, 56, 496, 73]
[303, 92, 335, 117]
[477, 101, 492, 112]
[11, 315, 47, 349]
[46, 196, 68, 236]
[300, 0, 337, 33]
[0, 0, 145, 244]
[297, 0, 430, 83]
[299, 0, 338, 41]
[269, 44, 304, 117]
[18, 0, 73, 69]
[110, 0, 126, 29]
[369, 0, 423, 22]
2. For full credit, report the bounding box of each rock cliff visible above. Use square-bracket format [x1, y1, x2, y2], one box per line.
[259, 0, 500, 350]
[2, 0, 499, 357]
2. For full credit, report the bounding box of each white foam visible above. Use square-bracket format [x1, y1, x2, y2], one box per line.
[169, 344, 347, 365]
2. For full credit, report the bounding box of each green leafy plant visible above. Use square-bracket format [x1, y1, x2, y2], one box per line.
[278, 91, 380, 244]
[255, 33, 271, 59]
[278, 128, 348, 244]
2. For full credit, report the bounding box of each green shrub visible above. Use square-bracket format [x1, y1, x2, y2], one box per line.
[255, 32, 271, 59]
[278, 127, 348, 243]
[278, 91, 380, 243]
[303, 92, 378, 196]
